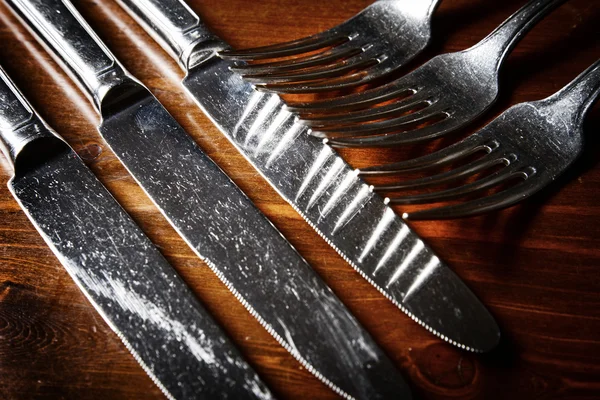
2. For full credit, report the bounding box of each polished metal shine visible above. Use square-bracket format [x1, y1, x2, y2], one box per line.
[117, 0, 501, 353]
[0, 67, 272, 400]
[220, 0, 442, 93]
[362, 60, 600, 219]
[4, 0, 414, 398]
[233, 0, 568, 148]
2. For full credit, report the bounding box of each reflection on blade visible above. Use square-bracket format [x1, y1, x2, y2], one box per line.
[10, 145, 272, 400]
[4, 0, 414, 396]
[97, 92, 412, 399]
[182, 58, 500, 352]
[0, 65, 271, 399]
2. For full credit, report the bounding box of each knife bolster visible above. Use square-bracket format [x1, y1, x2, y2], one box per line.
[184, 38, 229, 70]
[95, 71, 149, 119]
[1, 122, 68, 175]
[0, 67, 67, 172]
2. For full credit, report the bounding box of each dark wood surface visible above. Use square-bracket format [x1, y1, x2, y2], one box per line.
[1, 0, 599, 399]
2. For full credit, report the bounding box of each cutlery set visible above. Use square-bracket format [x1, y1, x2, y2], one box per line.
[225, 0, 599, 218]
[0, 65, 273, 399]
[362, 61, 600, 219]
[222, 0, 444, 92]
[0, 0, 597, 398]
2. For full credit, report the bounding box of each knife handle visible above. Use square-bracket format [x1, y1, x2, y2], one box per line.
[0, 66, 64, 172]
[117, 0, 227, 71]
[5, 0, 139, 115]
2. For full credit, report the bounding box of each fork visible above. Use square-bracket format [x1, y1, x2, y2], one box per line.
[219, 0, 443, 93]
[226, 0, 568, 148]
[358, 59, 600, 220]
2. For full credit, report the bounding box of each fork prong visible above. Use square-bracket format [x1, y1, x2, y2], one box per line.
[285, 82, 413, 113]
[219, 33, 349, 60]
[403, 177, 541, 220]
[359, 138, 498, 175]
[388, 163, 523, 205]
[312, 104, 441, 137]
[374, 154, 510, 191]
[255, 71, 380, 93]
[302, 96, 429, 128]
[327, 117, 464, 147]
[242, 56, 379, 84]
[230, 46, 364, 76]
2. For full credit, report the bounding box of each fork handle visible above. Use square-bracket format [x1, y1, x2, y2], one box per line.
[471, 0, 567, 71]
[116, 0, 227, 71]
[552, 59, 600, 125]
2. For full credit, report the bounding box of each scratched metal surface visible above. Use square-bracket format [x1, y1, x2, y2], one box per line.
[375, 61, 600, 219]
[2, 0, 414, 398]
[116, 0, 500, 352]
[184, 59, 500, 352]
[2, 0, 600, 399]
[10, 150, 274, 400]
[100, 93, 412, 399]
[0, 67, 271, 400]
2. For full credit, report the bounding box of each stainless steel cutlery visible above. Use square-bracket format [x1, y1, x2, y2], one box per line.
[223, 0, 598, 220]
[3, 0, 414, 398]
[226, 0, 568, 148]
[116, 0, 500, 353]
[4, 0, 592, 396]
[220, 0, 443, 93]
[363, 59, 600, 219]
[0, 65, 273, 400]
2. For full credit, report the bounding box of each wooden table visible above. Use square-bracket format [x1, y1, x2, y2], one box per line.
[0, 0, 598, 398]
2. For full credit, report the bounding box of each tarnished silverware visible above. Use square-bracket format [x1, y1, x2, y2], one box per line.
[0, 65, 273, 399]
[4, 0, 413, 398]
[229, 0, 568, 148]
[115, 0, 501, 353]
[220, 0, 442, 92]
[361, 59, 600, 219]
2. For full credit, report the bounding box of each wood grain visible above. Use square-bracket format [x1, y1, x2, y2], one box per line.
[0, 0, 599, 399]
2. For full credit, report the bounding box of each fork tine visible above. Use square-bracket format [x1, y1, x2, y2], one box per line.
[230, 46, 364, 76]
[388, 164, 525, 205]
[301, 96, 430, 128]
[360, 138, 500, 175]
[255, 71, 380, 93]
[374, 154, 512, 191]
[327, 117, 463, 147]
[242, 56, 379, 84]
[312, 103, 442, 137]
[219, 33, 349, 60]
[360, 138, 499, 175]
[285, 82, 413, 113]
[403, 177, 541, 220]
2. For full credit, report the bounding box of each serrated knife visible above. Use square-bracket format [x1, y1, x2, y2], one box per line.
[3, 0, 413, 398]
[0, 66, 272, 399]
[115, 0, 501, 352]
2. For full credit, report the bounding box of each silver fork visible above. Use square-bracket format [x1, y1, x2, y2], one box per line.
[358, 59, 600, 220]
[219, 0, 442, 92]
[228, 0, 567, 148]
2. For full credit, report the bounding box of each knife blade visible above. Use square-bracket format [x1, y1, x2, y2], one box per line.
[0, 66, 273, 400]
[4, 0, 414, 398]
[115, 0, 501, 352]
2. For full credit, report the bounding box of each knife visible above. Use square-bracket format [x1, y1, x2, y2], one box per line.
[114, 0, 501, 352]
[3, 0, 413, 398]
[0, 65, 273, 399]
